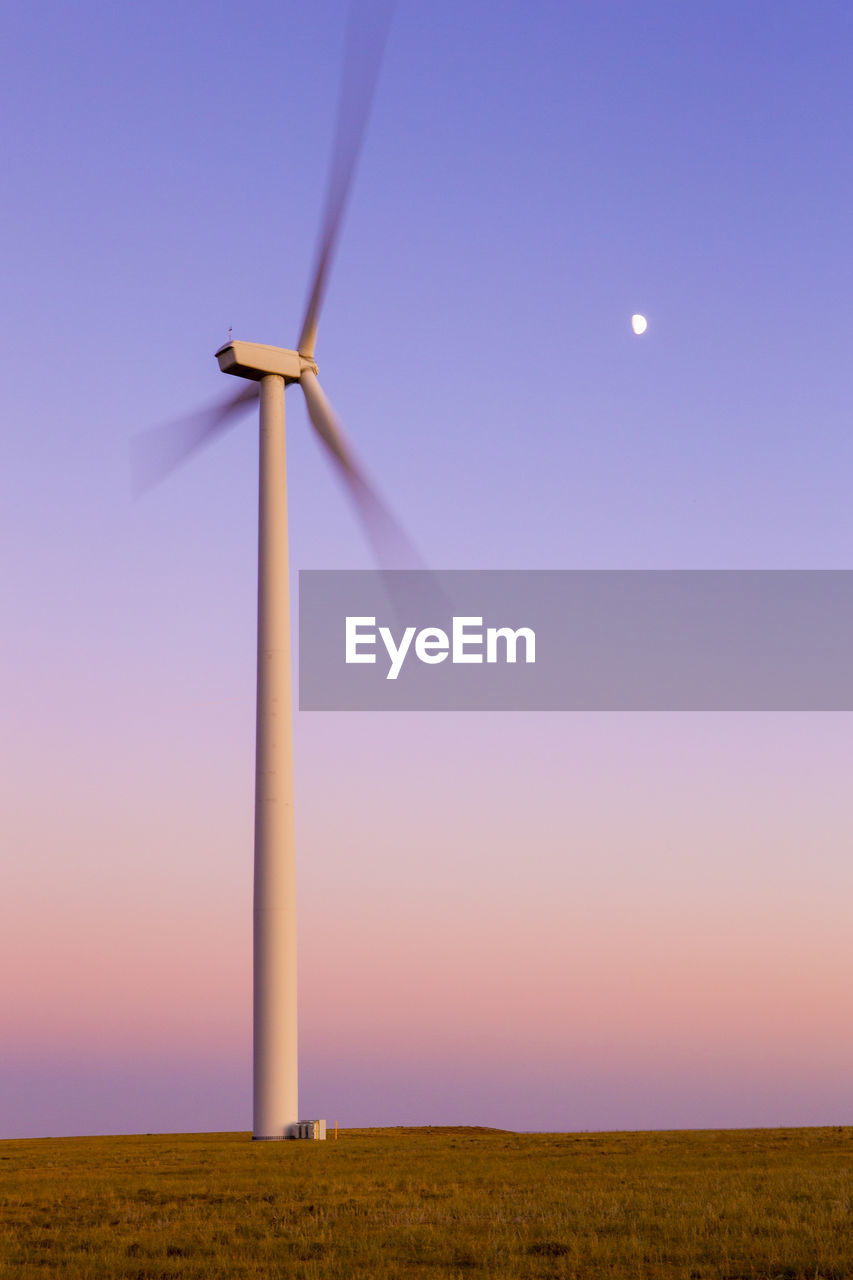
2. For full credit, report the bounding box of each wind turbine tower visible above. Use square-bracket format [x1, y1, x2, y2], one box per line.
[215, 345, 310, 1139]
[135, 3, 402, 1140]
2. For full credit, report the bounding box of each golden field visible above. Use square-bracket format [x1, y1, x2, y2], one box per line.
[1, 1125, 851, 1278]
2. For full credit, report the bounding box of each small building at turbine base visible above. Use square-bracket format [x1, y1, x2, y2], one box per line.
[290, 1119, 326, 1140]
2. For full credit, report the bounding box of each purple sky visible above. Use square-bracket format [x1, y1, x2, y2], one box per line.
[2, 0, 853, 1138]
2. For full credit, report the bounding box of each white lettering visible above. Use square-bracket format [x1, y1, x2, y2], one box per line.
[378, 625, 416, 680]
[344, 617, 535, 678]
[486, 626, 536, 664]
[414, 627, 449, 664]
[452, 616, 483, 663]
[346, 617, 376, 663]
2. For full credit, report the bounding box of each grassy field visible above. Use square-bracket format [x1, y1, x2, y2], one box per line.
[1, 1125, 851, 1279]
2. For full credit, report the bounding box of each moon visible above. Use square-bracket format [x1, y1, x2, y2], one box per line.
[631, 314, 648, 335]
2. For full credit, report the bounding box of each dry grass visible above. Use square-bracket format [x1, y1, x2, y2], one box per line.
[1, 1125, 851, 1278]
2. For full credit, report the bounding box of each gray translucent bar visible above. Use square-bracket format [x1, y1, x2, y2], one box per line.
[298, 570, 853, 711]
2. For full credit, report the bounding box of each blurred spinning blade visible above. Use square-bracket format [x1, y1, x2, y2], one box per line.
[134, 0, 423, 574]
[300, 368, 422, 570]
[297, 0, 395, 361]
[131, 384, 259, 495]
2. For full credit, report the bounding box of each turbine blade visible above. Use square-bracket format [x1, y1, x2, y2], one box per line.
[132, 385, 259, 494]
[297, 0, 395, 360]
[300, 368, 421, 569]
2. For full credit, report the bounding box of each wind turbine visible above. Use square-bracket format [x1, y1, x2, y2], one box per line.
[135, 0, 408, 1140]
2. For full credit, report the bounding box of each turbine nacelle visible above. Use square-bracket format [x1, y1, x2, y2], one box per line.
[215, 340, 318, 384]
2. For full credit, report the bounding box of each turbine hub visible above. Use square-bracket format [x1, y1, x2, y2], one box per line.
[215, 340, 303, 384]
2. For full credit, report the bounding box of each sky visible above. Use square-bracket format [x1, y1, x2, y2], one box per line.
[2, 0, 853, 1138]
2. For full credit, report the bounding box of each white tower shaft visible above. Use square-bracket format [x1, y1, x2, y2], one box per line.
[253, 373, 298, 1139]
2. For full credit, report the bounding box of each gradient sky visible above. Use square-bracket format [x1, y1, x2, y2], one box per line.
[3, 0, 853, 1138]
